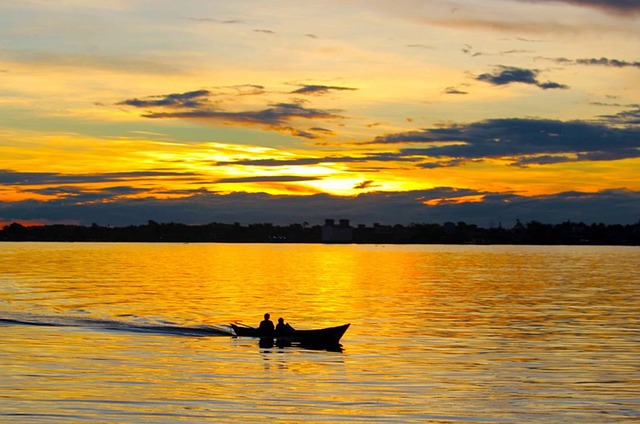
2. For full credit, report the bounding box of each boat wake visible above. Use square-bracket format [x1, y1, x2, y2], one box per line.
[0, 311, 233, 337]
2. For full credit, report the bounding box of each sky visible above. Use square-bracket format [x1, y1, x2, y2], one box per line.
[1, 0, 639, 227]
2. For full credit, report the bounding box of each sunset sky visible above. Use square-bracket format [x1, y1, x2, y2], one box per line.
[1, 0, 639, 226]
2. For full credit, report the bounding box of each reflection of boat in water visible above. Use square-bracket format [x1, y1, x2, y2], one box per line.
[230, 323, 350, 348]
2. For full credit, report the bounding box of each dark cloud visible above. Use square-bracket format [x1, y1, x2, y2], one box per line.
[254, 29, 275, 34]
[118, 90, 211, 108]
[599, 107, 640, 125]
[213, 114, 639, 168]
[477, 66, 536, 84]
[353, 180, 379, 190]
[477, 66, 568, 89]
[370, 118, 640, 165]
[28, 186, 144, 196]
[577, 148, 640, 161]
[419, 159, 471, 168]
[25, 186, 150, 203]
[508, 151, 640, 166]
[575, 58, 640, 68]
[291, 85, 358, 95]
[1, 188, 638, 226]
[118, 86, 265, 108]
[308, 127, 334, 135]
[510, 155, 574, 167]
[520, 0, 640, 16]
[536, 81, 567, 89]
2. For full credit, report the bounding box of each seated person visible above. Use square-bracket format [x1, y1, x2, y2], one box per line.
[275, 317, 295, 336]
[258, 313, 275, 336]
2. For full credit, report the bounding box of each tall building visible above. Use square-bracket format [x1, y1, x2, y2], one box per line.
[321, 219, 353, 243]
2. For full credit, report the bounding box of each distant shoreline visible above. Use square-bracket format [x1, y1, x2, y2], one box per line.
[2, 220, 638, 246]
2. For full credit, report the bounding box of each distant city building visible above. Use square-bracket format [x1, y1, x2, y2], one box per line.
[322, 218, 353, 243]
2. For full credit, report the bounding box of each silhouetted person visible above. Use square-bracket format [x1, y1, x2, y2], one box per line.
[258, 313, 274, 336]
[275, 317, 295, 336]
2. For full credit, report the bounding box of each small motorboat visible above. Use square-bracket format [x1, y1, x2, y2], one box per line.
[230, 322, 350, 347]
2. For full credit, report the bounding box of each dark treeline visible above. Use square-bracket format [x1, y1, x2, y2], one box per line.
[1, 220, 639, 245]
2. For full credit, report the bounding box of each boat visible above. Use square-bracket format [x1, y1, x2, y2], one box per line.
[230, 322, 350, 347]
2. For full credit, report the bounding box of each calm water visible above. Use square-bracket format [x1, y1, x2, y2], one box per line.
[1, 242, 639, 422]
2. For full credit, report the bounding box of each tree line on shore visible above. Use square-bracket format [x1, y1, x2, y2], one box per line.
[1, 220, 638, 245]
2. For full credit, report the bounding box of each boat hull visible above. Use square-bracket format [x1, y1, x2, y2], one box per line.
[230, 323, 350, 347]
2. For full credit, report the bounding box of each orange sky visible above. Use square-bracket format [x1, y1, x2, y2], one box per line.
[1, 1, 639, 225]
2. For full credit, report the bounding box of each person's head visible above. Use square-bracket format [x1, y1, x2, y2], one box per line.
[278, 317, 284, 324]
[264, 313, 270, 320]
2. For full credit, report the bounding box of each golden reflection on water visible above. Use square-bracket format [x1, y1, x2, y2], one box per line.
[1, 243, 639, 422]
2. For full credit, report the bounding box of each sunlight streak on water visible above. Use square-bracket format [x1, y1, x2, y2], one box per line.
[1, 243, 639, 422]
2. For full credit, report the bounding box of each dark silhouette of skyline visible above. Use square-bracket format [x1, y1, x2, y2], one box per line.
[1, 219, 638, 245]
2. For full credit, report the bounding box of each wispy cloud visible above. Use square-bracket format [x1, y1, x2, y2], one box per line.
[518, 0, 640, 16]
[187, 18, 243, 24]
[1, 50, 180, 75]
[0, 170, 199, 186]
[142, 103, 343, 139]
[118, 89, 345, 139]
[462, 44, 533, 58]
[216, 176, 320, 183]
[476, 66, 568, 89]
[547, 57, 640, 68]
[444, 86, 468, 95]
[353, 180, 380, 190]
[143, 102, 340, 125]
[290, 84, 357, 95]
[216, 152, 422, 167]
[406, 44, 434, 49]
[25, 186, 150, 203]
[118, 86, 265, 107]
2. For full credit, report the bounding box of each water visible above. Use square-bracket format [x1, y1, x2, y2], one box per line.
[1, 242, 639, 422]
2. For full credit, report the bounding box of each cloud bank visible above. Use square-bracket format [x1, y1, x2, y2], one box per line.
[370, 117, 640, 166]
[1, 188, 638, 227]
